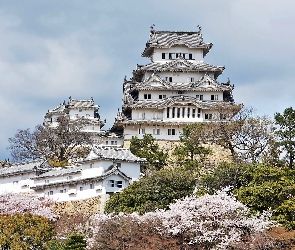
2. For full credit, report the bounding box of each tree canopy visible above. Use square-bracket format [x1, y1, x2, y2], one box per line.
[274, 107, 295, 168]
[105, 166, 197, 214]
[173, 123, 211, 168]
[0, 213, 55, 250]
[198, 162, 295, 229]
[130, 134, 168, 174]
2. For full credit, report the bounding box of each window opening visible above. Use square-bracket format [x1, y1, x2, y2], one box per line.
[168, 129, 176, 135]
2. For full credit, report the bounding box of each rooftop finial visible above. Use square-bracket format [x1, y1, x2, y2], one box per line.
[150, 24, 155, 30]
[197, 25, 202, 31]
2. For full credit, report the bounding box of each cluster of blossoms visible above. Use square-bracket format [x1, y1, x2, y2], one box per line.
[87, 189, 275, 249]
[0, 192, 58, 221]
[153, 189, 274, 249]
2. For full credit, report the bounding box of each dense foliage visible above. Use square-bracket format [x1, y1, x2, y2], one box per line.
[105, 166, 197, 214]
[64, 234, 87, 250]
[0, 213, 55, 249]
[197, 162, 251, 195]
[234, 164, 295, 229]
[274, 107, 295, 168]
[173, 123, 211, 167]
[198, 163, 295, 229]
[130, 134, 168, 174]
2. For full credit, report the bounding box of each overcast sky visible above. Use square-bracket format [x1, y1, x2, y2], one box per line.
[1, 0, 294, 161]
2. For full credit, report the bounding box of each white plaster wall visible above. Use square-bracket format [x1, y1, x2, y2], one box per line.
[152, 48, 203, 62]
[0, 173, 35, 194]
[132, 108, 164, 120]
[68, 109, 94, 119]
[80, 160, 117, 173]
[33, 172, 82, 186]
[36, 180, 105, 202]
[124, 124, 188, 140]
[132, 107, 204, 122]
[103, 175, 128, 193]
[143, 72, 206, 82]
[138, 90, 223, 101]
[120, 162, 141, 180]
[101, 138, 124, 147]
[81, 167, 104, 179]
[156, 72, 205, 82]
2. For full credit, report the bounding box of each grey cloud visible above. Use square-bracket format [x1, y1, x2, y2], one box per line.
[1, 0, 295, 160]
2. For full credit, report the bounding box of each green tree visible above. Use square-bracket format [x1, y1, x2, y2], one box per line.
[197, 162, 252, 195]
[130, 134, 168, 174]
[64, 234, 86, 250]
[105, 166, 197, 214]
[274, 107, 295, 168]
[46, 240, 65, 250]
[234, 164, 295, 228]
[0, 213, 55, 250]
[173, 123, 211, 168]
[198, 162, 295, 229]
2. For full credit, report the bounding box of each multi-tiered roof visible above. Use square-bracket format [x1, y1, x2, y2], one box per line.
[113, 27, 240, 139]
[44, 97, 105, 129]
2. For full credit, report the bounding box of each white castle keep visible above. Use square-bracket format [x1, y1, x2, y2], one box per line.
[112, 26, 240, 141]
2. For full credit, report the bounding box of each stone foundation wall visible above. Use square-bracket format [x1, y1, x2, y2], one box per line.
[54, 194, 110, 215]
[124, 139, 232, 166]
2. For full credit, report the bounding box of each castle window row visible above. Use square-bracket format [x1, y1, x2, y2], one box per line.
[138, 128, 176, 136]
[141, 94, 219, 101]
[47, 183, 97, 196]
[167, 107, 201, 119]
[162, 53, 194, 60]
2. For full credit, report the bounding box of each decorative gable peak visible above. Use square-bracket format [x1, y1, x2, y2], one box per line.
[142, 27, 213, 58]
[145, 73, 165, 85]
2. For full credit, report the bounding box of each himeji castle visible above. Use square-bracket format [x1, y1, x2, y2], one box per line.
[112, 26, 241, 140]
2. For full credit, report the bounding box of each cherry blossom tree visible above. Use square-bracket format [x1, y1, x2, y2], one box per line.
[0, 192, 58, 221]
[86, 190, 275, 250]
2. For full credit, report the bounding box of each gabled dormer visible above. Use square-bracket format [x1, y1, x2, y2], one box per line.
[136, 73, 170, 90]
[193, 74, 233, 91]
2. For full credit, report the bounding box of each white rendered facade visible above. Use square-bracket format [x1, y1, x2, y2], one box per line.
[30, 146, 144, 202]
[0, 147, 144, 203]
[44, 97, 105, 135]
[0, 161, 51, 194]
[44, 97, 124, 146]
[113, 27, 240, 140]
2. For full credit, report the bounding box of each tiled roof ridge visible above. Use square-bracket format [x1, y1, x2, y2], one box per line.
[152, 30, 201, 34]
[48, 103, 66, 113]
[11, 159, 44, 167]
[125, 96, 237, 110]
[32, 165, 82, 179]
[69, 98, 94, 104]
[140, 58, 224, 72]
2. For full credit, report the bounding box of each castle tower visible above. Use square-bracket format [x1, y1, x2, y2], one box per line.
[113, 26, 240, 140]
